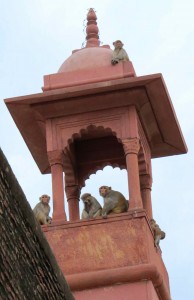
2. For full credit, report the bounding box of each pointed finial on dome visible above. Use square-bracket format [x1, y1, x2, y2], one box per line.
[85, 8, 100, 47]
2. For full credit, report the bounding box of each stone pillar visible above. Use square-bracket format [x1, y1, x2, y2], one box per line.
[48, 150, 67, 221]
[140, 174, 153, 219]
[122, 138, 143, 209]
[65, 185, 80, 221]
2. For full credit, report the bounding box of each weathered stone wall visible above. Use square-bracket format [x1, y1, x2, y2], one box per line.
[0, 148, 74, 300]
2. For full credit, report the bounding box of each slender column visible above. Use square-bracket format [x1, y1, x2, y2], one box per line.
[48, 150, 67, 221]
[65, 185, 80, 221]
[140, 174, 153, 219]
[122, 138, 143, 209]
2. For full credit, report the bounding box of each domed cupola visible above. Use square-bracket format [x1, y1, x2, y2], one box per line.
[43, 8, 136, 91]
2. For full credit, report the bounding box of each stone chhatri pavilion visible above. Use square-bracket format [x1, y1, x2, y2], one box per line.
[5, 8, 187, 300]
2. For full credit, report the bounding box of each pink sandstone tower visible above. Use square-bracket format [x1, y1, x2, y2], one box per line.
[5, 8, 187, 300]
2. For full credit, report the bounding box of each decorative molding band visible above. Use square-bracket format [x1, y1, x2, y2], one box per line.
[122, 138, 140, 155]
[65, 185, 80, 201]
[140, 174, 152, 190]
[66, 263, 171, 300]
[47, 150, 64, 166]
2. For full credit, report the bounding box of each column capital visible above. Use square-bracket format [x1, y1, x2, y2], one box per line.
[140, 174, 152, 190]
[48, 150, 64, 166]
[65, 185, 80, 201]
[122, 138, 140, 155]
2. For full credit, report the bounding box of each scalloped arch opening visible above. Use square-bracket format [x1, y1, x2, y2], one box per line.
[79, 166, 128, 217]
[73, 132, 126, 188]
[67, 124, 118, 147]
[80, 160, 126, 188]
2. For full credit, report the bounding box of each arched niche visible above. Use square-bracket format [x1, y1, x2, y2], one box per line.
[79, 166, 128, 218]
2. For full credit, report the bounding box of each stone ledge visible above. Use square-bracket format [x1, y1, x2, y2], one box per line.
[67, 263, 171, 300]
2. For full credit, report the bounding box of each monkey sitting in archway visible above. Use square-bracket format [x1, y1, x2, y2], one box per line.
[81, 193, 102, 219]
[33, 194, 52, 225]
[99, 186, 128, 218]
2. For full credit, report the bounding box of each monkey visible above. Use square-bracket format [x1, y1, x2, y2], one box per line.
[99, 186, 128, 218]
[33, 194, 52, 225]
[150, 219, 166, 248]
[81, 193, 102, 219]
[111, 40, 130, 65]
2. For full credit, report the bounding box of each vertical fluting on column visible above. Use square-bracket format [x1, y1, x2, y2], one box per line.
[48, 150, 67, 221]
[122, 138, 143, 209]
[140, 174, 153, 219]
[65, 185, 80, 221]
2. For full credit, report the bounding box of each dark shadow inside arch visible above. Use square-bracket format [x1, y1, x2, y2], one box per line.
[74, 135, 126, 188]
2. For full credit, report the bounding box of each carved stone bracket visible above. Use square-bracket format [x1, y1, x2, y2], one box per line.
[65, 185, 81, 201]
[48, 150, 64, 167]
[140, 174, 152, 190]
[122, 138, 140, 155]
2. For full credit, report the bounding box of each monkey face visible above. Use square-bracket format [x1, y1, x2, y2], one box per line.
[99, 186, 111, 197]
[82, 198, 92, 213]
[83, 198, 91, 206]
[81, 193, 92, 206]
[113, 40, 123, 49]
[40, 194, 50, 204]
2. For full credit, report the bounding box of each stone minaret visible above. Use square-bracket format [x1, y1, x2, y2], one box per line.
[5, 8, 187, 300]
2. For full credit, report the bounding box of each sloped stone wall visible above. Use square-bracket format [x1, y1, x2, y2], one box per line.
[0, 148, 74, 300]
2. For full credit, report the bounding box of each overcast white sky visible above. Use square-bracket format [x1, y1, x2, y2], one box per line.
[1, 1, 194, 299]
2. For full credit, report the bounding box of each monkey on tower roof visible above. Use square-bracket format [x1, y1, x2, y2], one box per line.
[111, 40, 130, 65]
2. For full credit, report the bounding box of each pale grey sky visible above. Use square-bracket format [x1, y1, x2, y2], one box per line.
[1, 1, 194, 299]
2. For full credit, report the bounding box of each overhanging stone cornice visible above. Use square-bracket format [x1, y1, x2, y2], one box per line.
[5, 73, 187, 173]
